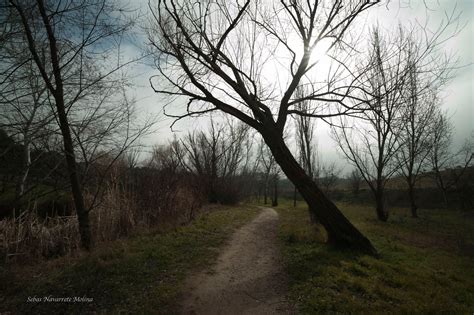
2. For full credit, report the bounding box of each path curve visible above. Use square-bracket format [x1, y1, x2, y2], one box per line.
[180, 207, 293, 314]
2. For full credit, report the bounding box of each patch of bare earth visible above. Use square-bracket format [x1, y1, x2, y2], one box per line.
[180, 207, 294, 314]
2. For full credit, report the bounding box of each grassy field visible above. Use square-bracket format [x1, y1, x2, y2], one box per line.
[2, 200, 473, 314]
[0, 205, 259, 314]
[276, 200, 474, 313]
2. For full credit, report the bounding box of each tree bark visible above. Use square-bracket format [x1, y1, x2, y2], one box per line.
[374, 189, 389, 222]
[15, 134, 30, 200]
[263, 181, 268, 205]
[407, 182, 418, 218]
[272, 176, 278, 207]
[37, 0, 92, 250]
[434, 169, 449, 209]
[441, 189, 449, 209]
[55, 95, 92, 250]
[293, 187, 297, 207]
[261, 128, 377, 255]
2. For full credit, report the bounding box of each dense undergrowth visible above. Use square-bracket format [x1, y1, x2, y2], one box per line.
[0, 205, 259, 314]
[276, 200, 474, 313]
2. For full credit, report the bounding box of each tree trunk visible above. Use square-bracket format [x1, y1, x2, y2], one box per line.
[272, 176, 278, 207]
[441, 189, 449, 209]
[261, 129, 377, 255]
[208, 181, 218, 203]
[293, 186, 297, 207]
[55, 95, 92, 250]
[20, 0, 92, 250]
[407, 182, 418, 218]
[263, 181, 268, 204]
[435, 171, 449, 209]
[309, 209, 318, 224]
[16, 134, 31, 200]
[374, 189, 389, 222]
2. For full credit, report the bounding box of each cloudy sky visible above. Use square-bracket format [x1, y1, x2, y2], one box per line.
[125, 0, 473, 172]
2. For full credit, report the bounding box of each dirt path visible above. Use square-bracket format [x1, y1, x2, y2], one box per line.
[180, 207, 293, 315]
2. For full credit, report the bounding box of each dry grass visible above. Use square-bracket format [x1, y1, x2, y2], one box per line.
[0, 205, 260, 314]
[0, 179, 203, 264]
[0, 212, 80, 263]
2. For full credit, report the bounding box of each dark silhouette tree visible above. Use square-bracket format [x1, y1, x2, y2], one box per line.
[148, 0, 380, 254]
[3, 0, 137, 250]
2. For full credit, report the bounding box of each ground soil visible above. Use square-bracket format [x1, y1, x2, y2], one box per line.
[180, 207, 294, 314]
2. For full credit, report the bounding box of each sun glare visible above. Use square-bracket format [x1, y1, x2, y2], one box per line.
[308, 40, 332, 70]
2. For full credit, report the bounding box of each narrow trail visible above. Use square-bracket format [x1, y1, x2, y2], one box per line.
[180, 207, 294, 315]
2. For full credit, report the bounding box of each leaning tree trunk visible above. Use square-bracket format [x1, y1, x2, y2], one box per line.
[261, 128, 377, 255]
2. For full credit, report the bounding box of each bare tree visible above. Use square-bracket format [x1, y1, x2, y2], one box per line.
[396, 75, 438, 217]
[148, 0, 381, 254]
[333, 17, 458, 220]
[295, 86, 319, 181]
[238, 129, 261, 201]
[393, 19, 457, 217]
[148, 140, 183, 173]
[0, 59, 55, 199]
[333, 27, 407, 222]
[271, 172, 279, 207]
[3, 0, 135, 249]
[72, 93, 156, 215]
[451, 137, 474, 209]
[177, 118, 251, 203]
[124, 147, 142, 171]
[294, 85, 319, 212]
[179, 123, 222, 203]
[257, 139, 279, 205]
[139, 142, 202, 225]
[348, 168, 362, 196]
[319, 161, 342, 195]
[430, 112, 453, 207]
[430, 112, 473, 208]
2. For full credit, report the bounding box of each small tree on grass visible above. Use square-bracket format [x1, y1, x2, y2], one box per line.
[332, 27, 407, 222]
[395, 28, 456, 217]
[429, 113, 473, 208]
[334, 19, 460, 221]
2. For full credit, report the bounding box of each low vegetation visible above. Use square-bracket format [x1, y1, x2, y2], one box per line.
[276, 200, 474, 313]
[0, 205, 259, 314]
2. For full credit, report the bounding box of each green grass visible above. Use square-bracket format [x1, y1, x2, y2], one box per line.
[276, 200, 474, 313]
[0, 205, 260, 314]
